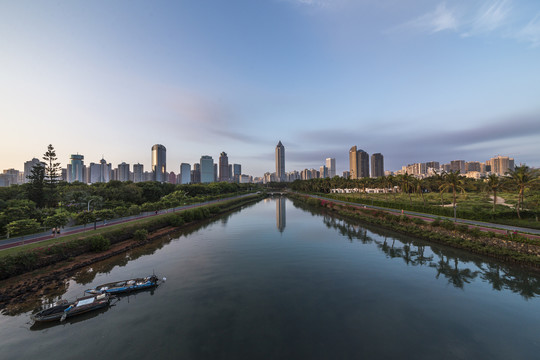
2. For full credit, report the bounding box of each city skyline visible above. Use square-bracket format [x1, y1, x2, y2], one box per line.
[1, 1, 540, 175]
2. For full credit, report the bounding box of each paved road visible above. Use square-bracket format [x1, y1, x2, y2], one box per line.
[0, 193, 257, 251]
[306, 194, 540, 237]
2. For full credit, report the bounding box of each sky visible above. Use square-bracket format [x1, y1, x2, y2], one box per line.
[1, 0, 539, 177]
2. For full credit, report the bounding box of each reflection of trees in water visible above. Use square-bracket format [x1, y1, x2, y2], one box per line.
[316, 203, 540, 299]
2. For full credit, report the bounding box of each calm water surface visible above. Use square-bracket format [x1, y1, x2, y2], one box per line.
[2, 197, 540, 359]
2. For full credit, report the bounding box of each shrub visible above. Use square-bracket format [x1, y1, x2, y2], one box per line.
[469, 228, 482, 238]
[169, 214, 185, 227]
[431, 218, 441, 227]
[88, 235, 110, 252]
[412, 217, 426, 225]
[441, 220, 456, 231]
[133, 229, 148, 242]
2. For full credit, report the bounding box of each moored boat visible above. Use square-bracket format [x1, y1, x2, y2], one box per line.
[31, 294, 110, 322]
[84, 275, 163, 295]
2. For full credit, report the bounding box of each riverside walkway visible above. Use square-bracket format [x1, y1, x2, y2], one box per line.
[0, 193, 256, 251]
[305, 193, 540, 238]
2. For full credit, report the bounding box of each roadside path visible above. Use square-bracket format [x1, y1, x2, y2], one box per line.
[0, 193, 256, 251]
[305, 193, 540, 239]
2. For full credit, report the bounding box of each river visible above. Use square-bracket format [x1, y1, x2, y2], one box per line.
[1, 197, 540, 359]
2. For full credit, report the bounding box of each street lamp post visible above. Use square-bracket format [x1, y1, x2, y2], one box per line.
[454, 204, 457, 222]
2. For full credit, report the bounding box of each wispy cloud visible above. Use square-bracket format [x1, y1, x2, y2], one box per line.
[471, 0, 511, 33]
[401, 3, 458, 33]
[516, 14, 540, 47]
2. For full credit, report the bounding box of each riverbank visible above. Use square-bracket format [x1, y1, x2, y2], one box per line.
[0, 194, 265, 308]
[289, 193, 540, 271]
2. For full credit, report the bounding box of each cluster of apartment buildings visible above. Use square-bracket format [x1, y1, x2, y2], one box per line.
[0, 144, 253, 187]
[392, 155, 515, 179]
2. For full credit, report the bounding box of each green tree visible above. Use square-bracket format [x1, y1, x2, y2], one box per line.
[43, 212, 70, 230]
[412, 177, 427, 207]
[439, 171, 466, 210]
[27, 162, 46, 208]
[43, 144, 61, 207]
[7, 219, 41, 237]
[74, 211, 96, 227]
[486, 174, 503, 212]
[505, 165, 539, 219]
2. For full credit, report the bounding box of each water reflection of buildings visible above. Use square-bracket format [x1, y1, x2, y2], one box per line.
[276, 197, 286, 233]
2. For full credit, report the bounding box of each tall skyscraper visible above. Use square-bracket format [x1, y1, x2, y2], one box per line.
[24, 158, 42, 183]
[349, 146, 358, 179]
[152, 144, 166, 182]
[326, 158, 336, 178]
[233, 164, 241, 183]
[219, 152, 229, 182]
[89, 158, 111, 183]
[68, 155, 85, 183]
[133, 164, 143, 183]
[117, 162, 130, 182]
[191, 163, 201, 183]
[180, 163, 191, 184]
[200, 156, 214, 183]
[275, 141, 285, 182]
[349, 146, 369, 179]
[371, 153, 384, 178]
[320, 165, 328, 178]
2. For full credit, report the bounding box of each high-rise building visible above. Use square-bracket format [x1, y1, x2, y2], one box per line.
[233, 164, 241, 183]
[275, 141, 285, 182]
[24, 158, 42, 183]
[152, 144, 166, 182]
[168, 171, 176, 184]
[425, 161, 440, 171]
[349, 146, 358, 179]
[320, 165, 328, 179]
[133, 164, 143, 183]
[326, 158, 336, 178]
[200, 156, 214, 183]
[450, 160, 466, 173]
[0, 169, 20, 187]
[465, 161, 482, 173]
[68, 155, 85, 183]
[89, 158, 111, 183]
[349, 146, 369, 179]
[219, 152, 229, 182]
[489, 156, 515, 175]
[191, 163, 201, 184]
[214, 164, 218, 182]
[371, 153, 384, 178]
[180, 163, 191, 184]
[117, 162, 130, 182]
[343, 171, 350, 179]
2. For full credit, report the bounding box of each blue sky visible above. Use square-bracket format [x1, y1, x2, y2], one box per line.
[1, 0, 539, 177]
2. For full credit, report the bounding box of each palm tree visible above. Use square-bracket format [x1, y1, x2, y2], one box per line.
[485, 174, 502, 212]
[398, 173, 414, 205]
[386, 174, 397, 201]
[438, 171, 466, 210]
[433, 172, 446, 206]
[505, 165, 539, 219]
[412, 177, 427, 207]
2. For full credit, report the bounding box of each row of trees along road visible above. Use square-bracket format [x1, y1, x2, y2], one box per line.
[290, 166, 539, 221]
[0, 145, 258, 237]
